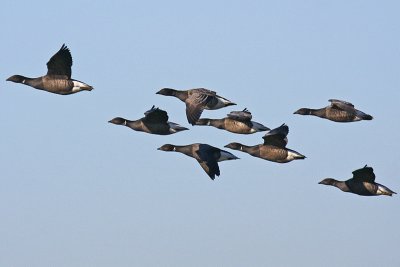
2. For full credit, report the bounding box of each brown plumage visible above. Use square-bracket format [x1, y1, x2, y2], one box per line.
[319, 165, 396, 196]
[157, 143, 239, 180]
[224, 124, 306, 163]
[156, 88, 236, 125]
[108, 106, 188, 135]
[6, 44, 93, 95]
[294, 99, 373, 122]
[195, 108, 270, 134]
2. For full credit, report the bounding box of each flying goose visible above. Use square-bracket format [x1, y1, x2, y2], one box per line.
[224, 124, 305, 163]
[156, 88, 236, 125]
[157, 143, 239, 180]
[195, 108, 270, 134]
[319, 165, 396, 196]
[294, 99, 373, 122]
[6, 44, 93, 95]
[109, 106, 188, 135]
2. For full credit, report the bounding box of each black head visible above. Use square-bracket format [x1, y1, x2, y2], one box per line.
[157, 144, 176, 151]
[6, 75, 27, 84]
[293, 108, 311, 115]
[108, 117, 127, 125]
[156, 88, 176, 96]
[318, 178, 337, 186]
[224, 142, 243, 151]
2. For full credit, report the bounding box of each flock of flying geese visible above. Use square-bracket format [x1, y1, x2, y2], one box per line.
[6, 44, 396, 197]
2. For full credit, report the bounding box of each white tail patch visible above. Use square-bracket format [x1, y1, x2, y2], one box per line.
[208, 96, 235, 109]
[286, 150, 305, 161]
[219, 151, 239, 161]
[72, 80, 92, 92]
[377, 184, 395, 196]
[168, 122, 187, 133]
[250, 122, 269, 132]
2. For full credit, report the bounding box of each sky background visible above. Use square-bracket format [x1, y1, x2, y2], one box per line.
[1, 0, 400, 266]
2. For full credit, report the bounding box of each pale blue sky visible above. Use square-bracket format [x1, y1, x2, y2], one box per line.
[1, 1, 400, 266]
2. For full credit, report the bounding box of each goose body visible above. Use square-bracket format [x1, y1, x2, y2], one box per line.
[156, 88, 236, 125]
[157, 143, 239, 180]
[319, 165, 396, 196]
[224, 124, 306, 163]
[294, 99, 372, 122]
[6, 44, 93, 95]
[196, 108, 270, 134]
[109, 106, 188, 135]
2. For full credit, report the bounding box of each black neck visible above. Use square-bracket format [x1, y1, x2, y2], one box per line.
[173, 90, 188, 102]
[174, 145, 193, 157]
[125, 120, 142, 131]
[237, 144, 253, 152]
[308, 108, 326, 117]
[335, 180, 350, 192]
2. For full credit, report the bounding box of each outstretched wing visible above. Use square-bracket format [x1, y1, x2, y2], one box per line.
[352, 165, 375, 183]
[46, 44, 73, 78]
[195, 144, 221, 180]
[143, 106, 169, 123]
[186, 90, 216, 125]
[329, 99, 355, 112]
[262, 123, 289, 148]
[227, 108, 252, 121]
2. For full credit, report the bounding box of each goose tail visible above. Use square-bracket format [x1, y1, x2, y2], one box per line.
[356, 110, 373, 120]
[377, 184, 396, 196]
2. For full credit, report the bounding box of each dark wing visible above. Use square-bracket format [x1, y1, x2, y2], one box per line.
[195, 144, 221, 180]
[46, 44, 73, 78]
[352, 165, 375, 183]
[143, 106, 168, 124]
[329, 99, 356, 112]
[186, 90, 216, 125]
[227, 108, 252, 121]
[193, 88, 217, 96]
[262, 123, 289, 147]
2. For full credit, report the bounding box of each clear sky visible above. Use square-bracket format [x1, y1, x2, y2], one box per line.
[1, 0, 399, 266]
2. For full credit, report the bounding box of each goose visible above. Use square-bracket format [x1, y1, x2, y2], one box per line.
[156, 88, 236, 125]
[6, 44, 93, 95]
[109, 106, 188, 135]
[195, 108, 270, 134]
[294, 99, 373, 122]
[319, 165, 396, 196]
[157, 143, 239, 180]
[224, 124, 305, 163]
